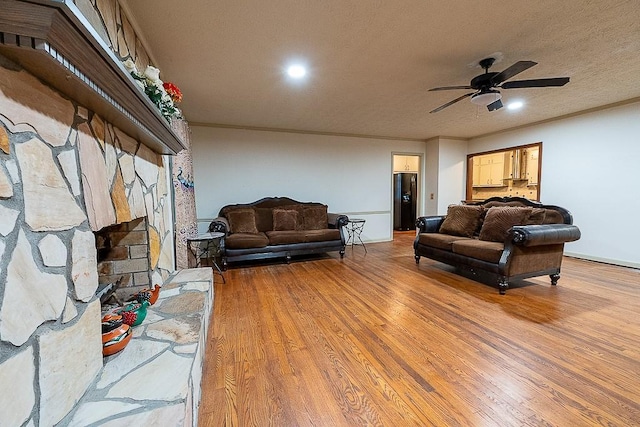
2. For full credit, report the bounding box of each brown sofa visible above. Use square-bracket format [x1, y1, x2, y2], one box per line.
[208, 197, 349, 269]
[414, 197, 581, 294]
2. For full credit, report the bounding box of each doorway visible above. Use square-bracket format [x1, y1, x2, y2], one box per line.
[392, 154, 421, 237]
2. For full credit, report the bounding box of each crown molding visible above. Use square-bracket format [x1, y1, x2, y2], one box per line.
[189, 122, 428, 142]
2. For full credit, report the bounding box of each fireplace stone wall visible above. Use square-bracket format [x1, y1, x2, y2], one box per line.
[0, 54, 176, 425]
[0, 0, 202, 424]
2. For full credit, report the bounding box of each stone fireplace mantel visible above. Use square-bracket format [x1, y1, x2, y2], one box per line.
[0, 0, 186, 155]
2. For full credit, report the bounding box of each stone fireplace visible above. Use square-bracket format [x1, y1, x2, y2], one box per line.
[0, 57, 176, 424]
[0, 1, 201, 425]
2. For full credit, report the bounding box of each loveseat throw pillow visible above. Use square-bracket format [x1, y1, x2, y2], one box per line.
[438, 205, 484, 238]
[227, 208, 259, 234]
[478, 206, 533, 242]
[273, 209, 299, 231]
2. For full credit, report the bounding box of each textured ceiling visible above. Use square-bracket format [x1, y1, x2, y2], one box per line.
[125, 0, 640, 140]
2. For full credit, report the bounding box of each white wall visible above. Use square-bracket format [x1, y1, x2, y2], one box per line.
[469, 101, 640, 268]
[424, 137, 468, 215]
[436, 138, 469, 213]
[191, 126, 427, 242]
[424, 139, 439, 215]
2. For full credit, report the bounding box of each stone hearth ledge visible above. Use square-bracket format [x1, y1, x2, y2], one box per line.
[62, 268, 214, 426]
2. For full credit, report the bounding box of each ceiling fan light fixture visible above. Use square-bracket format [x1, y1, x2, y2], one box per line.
[470, 90, 501, 106]
[429, 58, 569, 113]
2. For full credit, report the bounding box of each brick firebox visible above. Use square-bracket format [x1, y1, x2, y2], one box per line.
[95, 217, 151, 290]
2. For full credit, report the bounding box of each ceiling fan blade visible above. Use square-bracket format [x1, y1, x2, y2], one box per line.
[429, 92, 474, 113]
[491, 61, 537, 85]
[487, 99, 503, 111]
[501, 77, 570, 89]
[429, 85, 473, 91]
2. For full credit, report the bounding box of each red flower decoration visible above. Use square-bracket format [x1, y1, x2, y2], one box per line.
[121, 311, 137, 326]
[163, 82, 183, 103]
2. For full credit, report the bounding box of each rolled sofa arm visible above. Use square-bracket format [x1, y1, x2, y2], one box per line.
[328, 213, 349, 229]
[208, 217, 229, 234]
[416, 216, 445, 233]
[510, 224, 581, 247]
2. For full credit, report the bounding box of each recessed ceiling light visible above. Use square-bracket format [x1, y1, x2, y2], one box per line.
[287, 65, 306, 79]
[507, 101, 524, 110]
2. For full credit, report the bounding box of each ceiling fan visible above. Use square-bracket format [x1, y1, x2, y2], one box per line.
[429, 57, 570, 113]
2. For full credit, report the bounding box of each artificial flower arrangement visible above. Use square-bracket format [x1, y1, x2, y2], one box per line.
[123, 59, 183, 122]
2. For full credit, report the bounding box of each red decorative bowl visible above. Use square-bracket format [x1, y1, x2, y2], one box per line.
[102, 323, 132, 356]
[101, 313, 123, 333]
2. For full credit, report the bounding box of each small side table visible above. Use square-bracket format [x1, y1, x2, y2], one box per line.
[346, 218, 367, 253]
[187, 232, 226, 283]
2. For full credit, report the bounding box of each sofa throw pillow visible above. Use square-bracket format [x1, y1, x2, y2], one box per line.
[226, 208, 259, 234]
[438, 205, 484, 238]
[254, 207, 274, 232]
[479, 206, 533, 242]
[302, 205, 328, 230]
[543, 209, 564, 224]
[280, 204, 305, 218]
[526, 208, 546, 225]
[273, 209, 299, 231]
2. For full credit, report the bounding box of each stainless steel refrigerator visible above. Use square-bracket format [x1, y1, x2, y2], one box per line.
[394, 173, 417, 231]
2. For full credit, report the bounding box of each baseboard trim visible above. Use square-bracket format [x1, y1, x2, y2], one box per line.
[564, 252, 640, 270]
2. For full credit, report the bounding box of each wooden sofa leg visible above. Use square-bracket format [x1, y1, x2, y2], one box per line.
[498, 278, 509, 295]
[415, 255, 420, 264]
[550, 273, 560, 286]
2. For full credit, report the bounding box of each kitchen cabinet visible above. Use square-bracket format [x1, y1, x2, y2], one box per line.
[393, 155, 420, 173]
[472, 156, 481, 185]
[524, 147, 540, 185]
[473, 153, 506, 187]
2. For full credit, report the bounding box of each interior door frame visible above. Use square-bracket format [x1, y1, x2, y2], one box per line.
[391, 152, 423, 239]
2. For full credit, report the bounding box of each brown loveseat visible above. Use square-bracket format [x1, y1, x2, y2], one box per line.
[414, 197, 581, 294]
[208, 197, 349, 269]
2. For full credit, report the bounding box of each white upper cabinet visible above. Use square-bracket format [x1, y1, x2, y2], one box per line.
[393, 155, 420, 173]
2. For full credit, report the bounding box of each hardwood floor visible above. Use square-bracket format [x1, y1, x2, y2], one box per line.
[198, 232, 640, 426]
